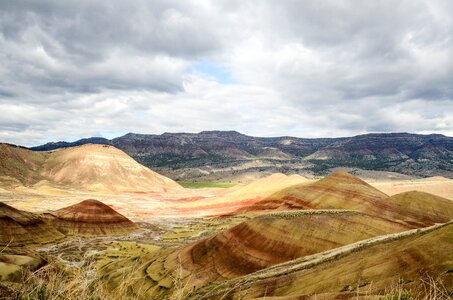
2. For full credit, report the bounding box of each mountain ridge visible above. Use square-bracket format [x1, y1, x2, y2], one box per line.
[27, 131, 453, 180]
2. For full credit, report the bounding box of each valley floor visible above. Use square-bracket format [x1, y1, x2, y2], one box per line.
[1, 174, 452, 299]
[1, 175, 452, 222]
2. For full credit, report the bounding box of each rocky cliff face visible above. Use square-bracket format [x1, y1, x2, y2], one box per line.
[31, 131, 453, 180]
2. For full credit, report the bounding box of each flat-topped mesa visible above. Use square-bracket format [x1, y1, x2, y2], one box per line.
[49, 199, 138, 236]
[0, 202, 64, 247]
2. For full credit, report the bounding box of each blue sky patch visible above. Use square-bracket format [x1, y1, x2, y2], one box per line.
[191, 62, 235, 84]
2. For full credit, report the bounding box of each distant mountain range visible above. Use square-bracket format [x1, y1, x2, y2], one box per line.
[30, 131, 453, 180]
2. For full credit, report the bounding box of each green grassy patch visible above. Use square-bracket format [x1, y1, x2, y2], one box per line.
[178, 182, 236, 189]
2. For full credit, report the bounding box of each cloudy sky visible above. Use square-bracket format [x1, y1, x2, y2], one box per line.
[1, 0, 452, 146]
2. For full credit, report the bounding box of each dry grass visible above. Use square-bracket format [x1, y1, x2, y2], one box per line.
[379, 275, 451, 300]
[2, 268, 450, 300]
[260, 209, 356, 219]
[0, 258, 142, 300]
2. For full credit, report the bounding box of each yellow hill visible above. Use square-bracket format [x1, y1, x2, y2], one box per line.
[232, 171, 451, 227]
[0, 144, 46, 187]
[98, 210, 409, 298]
[197, 222, 453, 299]
[176, 173, 310, 215]
[0, 143, 181, 193]
[234, 171, 388, 214]
[41, 144, 181, 193]
[387, 191, 453, 224]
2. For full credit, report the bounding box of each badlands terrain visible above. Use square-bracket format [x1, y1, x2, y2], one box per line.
[0, 142, 452, 299]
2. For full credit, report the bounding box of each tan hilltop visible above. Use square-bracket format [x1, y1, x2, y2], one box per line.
[174, 173, 311, 215]
[46, 199, 139, 236]
[231, 171, 389, 214]
[0, 143, 181, 193]
[387, 191, 453, 224]
[229, 171, 453, 227]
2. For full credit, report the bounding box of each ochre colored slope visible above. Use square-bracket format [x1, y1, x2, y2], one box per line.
[175, 211, 409, 285]
[48, 199, 138, 236]
[0, 202, 64, 246]
[198, 223, 453, 299]
[0, 144, 46, 187]
[387, 191, 453, 223]
[42, 144, 181, 193]
[237, 171, 388, 212]
[99, 211, 409, 299]
[0, 143, 181, 193]
[176, 173, 310, 215]
[232, 171, 450, 227]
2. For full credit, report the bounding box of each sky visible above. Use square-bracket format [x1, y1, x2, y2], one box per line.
[0, 0, 452, 146]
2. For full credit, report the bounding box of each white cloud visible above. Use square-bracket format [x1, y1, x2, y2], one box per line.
[0, 0, 452, 146]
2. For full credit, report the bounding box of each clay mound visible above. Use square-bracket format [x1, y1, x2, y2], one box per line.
[104, 211, 408, 298]
[234, 171, 389, 214]
[175, 211, 408, 283]
[49, 199, 138, 236]
[0, 144, 46, 187]
[388, 191, 453, 223]
[176, 173, 310, 214]
[0, 202, 64, 246]
[231, 171, 446, 227]
[203, 222, 453, 299]
[0, 143, 181, 193]
[42, 144, 182, 193]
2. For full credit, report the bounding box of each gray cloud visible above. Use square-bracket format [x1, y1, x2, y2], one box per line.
[0, 0, 225, 95]
[0, 0, 452, 146]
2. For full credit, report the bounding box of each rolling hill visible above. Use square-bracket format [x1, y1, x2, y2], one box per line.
[0, 143, 181, 193]
[175, 173, 311, 215]
[387, 191, 453, 224]
[0, 202, 64, 247]
[46, 199, 139, 236]
[231, 171, 453, 227]
[194, 222, 453, 299]
[98, 210, 410, 298]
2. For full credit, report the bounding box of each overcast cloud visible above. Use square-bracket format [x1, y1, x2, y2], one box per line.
[0, 0, 452, 146]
